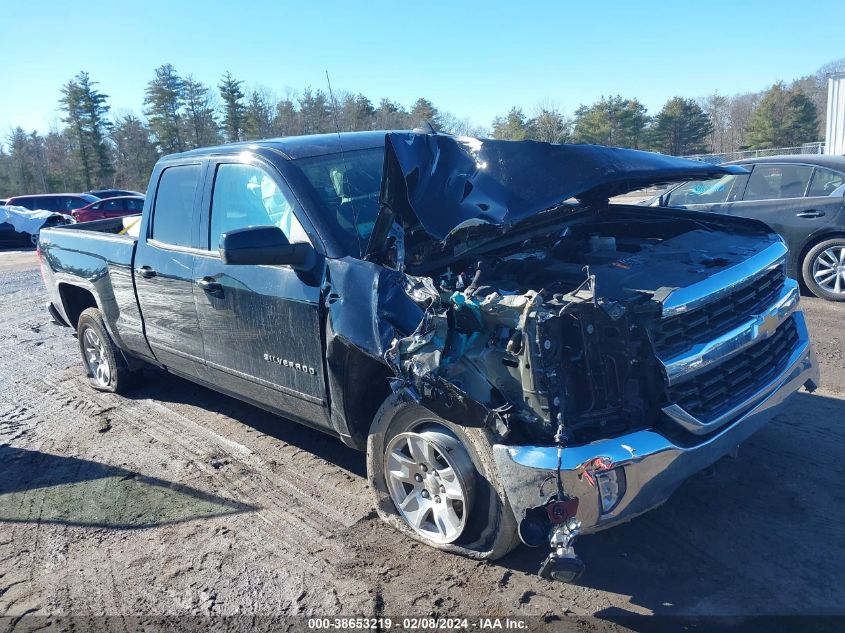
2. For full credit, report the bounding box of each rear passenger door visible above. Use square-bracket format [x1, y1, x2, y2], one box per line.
[192, 157, 330, 428]
[722, 163, 844, 254]
[134, 162, 208, 381]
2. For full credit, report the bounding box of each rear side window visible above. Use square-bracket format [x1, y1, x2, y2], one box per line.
[127, 199, 144, 211]
[807, 168, 845, 197]
[743, 164, 813, 201]
[152, 165, 201, 247]
[25, 197, 48, 210]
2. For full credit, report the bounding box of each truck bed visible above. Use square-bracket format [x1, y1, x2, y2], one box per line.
[51, 215, 140, 239]
[39, 215, 150, 362]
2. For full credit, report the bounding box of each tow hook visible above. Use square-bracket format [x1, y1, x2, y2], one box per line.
[538, 517, 585, 583]
[519, 496, 586, 583]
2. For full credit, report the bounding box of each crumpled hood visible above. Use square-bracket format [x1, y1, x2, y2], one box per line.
[377, 132, 746, 243]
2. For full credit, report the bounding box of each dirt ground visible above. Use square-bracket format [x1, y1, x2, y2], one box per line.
[1, 248, 844, 628]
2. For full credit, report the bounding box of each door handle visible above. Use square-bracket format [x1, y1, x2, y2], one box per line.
[136, 265, 156, 278]
[197, 277, 223, 295]
[796, 210, 825, 218]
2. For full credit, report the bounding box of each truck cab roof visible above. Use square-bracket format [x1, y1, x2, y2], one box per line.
[171, 131, 390, 161]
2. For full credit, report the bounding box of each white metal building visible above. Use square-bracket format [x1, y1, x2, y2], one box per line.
[825, 71, 845, 155]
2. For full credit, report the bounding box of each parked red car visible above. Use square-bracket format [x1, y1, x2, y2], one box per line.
[71, 196, 145, 223]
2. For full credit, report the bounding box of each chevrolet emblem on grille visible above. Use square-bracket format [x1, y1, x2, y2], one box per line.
[757, 313, 780, 338]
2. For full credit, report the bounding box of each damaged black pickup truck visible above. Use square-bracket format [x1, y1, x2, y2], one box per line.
[38, 131, 819, 581]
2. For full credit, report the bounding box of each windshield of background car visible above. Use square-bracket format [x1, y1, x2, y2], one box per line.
[292, 148, 383, 257]
[665, 174, 739, 206]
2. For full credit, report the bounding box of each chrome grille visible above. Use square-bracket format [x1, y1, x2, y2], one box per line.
[650, 265, 786, 358]
[666, 315, 799, 422]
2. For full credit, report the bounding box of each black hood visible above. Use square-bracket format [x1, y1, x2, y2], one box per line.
[375, 132, 746, 244]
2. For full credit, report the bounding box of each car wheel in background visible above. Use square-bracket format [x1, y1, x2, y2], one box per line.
[802, 238, 845, 301]
[367, 393, 518, 560]
[77, 307, 135, 393]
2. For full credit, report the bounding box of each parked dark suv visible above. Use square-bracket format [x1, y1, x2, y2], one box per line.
[5, 193, 99, 213]
[647, 155, 845, 300]
[86, 189, 145, 199]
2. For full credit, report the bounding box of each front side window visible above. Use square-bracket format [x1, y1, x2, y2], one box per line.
[209, 162, 308, 251]
[807, 168, 845, 197]
[151, 164, 201, 247]
[127, 198, 145, 211]
[665, 174, 738, 206]
[743, 164, 813, 201]
[66, 197, 91, 210]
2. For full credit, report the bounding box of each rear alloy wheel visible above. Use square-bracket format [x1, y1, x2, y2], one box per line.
[77, 307, 135, 393]
[82, 327, 111, 387]
[802, 239, 845, 301]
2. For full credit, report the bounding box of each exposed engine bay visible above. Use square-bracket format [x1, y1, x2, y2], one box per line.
[386, 206, 773, 446]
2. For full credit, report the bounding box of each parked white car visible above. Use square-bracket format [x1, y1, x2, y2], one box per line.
[0, 205, 73, 246]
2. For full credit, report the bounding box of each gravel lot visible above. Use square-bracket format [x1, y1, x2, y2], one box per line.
[1, 248, 844, 628]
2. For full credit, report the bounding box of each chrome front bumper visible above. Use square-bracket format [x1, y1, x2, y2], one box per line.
[492, 311, 819, 535]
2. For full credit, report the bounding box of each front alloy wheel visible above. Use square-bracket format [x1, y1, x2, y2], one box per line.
[384, 428, 475, 544]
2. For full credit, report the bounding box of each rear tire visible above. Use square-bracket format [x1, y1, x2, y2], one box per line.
[802, 238, 845, 301]
[77, 307, 134, 393]
[366, 393, 519, 560]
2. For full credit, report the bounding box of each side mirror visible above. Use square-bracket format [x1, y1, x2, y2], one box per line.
[220, 226, 316, 270]
[657, 193, 667, 207]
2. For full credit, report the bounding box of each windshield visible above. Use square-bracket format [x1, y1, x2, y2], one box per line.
[292, 147, 383, 256]
[665, 174, 738, 206]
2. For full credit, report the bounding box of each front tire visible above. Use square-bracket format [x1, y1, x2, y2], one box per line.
[366, 393, 518, 560]
[802, 238, 845, 301]
[77, 307, 134, 393]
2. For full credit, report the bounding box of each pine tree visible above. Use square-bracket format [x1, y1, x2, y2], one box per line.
[491, 107, 529, 140]
[746, 83, 820, 149]
[409, 98, 440, 129]
[182, 75, 220, 149]
[59, 71, 112, 189]
[218, 72, 246, 142]
[373, 99, 408, 130]
[110, 114, 159, 192]
[650, 97, 713, 155]
[144, 64, 185, 153]
[340, 93, 375, 131]
[243, 89, 274, 140]
[572, 96, 650, 148]
[297, 88, 331, 135]
[272, 97, 301, 136]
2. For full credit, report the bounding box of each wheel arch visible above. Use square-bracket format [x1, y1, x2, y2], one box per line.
[325, 337, 394, 451]
[58, 282, 98, 330]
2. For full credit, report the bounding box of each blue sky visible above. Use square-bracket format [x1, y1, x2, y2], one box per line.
[2, 0, 843, 134]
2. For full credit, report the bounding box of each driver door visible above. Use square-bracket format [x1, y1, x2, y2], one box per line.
[192, 158, 330, 428]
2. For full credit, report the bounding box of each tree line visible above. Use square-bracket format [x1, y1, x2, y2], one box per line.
[1, 58, 841, 196]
